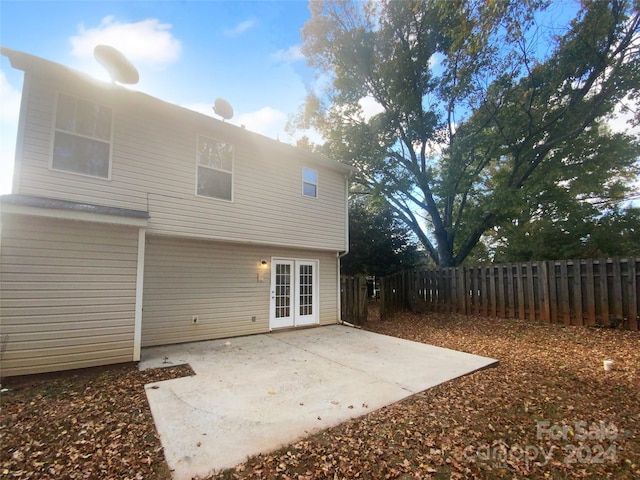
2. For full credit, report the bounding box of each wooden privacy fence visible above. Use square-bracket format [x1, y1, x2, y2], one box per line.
[380, 258, 639, 330]
[340, 275, 368, 325]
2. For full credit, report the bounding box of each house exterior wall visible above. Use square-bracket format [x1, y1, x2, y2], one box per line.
[14, 71, 349, 251]
[0, 214, 139, 376]
[142, 236, 339, 347]
[0, 49, 350, 377]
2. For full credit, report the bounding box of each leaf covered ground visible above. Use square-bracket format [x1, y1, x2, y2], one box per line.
[1, 363, 194, 479]
[211, 306, 639, 480]
[1, 307, 639, 479]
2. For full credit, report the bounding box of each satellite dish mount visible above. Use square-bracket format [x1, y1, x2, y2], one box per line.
[213, 98, 234, 121]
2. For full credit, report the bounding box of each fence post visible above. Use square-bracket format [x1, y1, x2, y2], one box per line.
[539, 261, 551, 323]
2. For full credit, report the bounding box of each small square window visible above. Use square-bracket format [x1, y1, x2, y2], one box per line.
[302, 168, 317, 198]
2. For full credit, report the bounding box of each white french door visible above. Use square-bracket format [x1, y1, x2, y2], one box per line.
[270, 258, 319, 329]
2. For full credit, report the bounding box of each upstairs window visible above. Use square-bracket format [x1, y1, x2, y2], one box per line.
[196, 136, 233, 201]
[302, 168, 317, 198]
[52, 93, 112, 178]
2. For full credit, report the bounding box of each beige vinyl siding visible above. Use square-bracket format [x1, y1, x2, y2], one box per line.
[0, 214, 138, 376]
[16, 74, 348, 251]
[142, 236, 339, 347]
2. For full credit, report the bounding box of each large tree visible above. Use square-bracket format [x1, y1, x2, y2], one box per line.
[297, 0, 640, 266]
[491, 205, 640, 262]
[342, 198, 424, 276]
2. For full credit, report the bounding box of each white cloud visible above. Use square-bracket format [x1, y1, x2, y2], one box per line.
[270, 45, 304, 63]
[224, 18, 258, 37]
[428, 52, 445, 70]
[358, 96, 385, 121]
[70, 16, 181, 66]
[237, 107, 287, 138]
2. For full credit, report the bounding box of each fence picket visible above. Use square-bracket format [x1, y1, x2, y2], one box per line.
[549, 261, 558, 323]
[628, 259, 638, 331]
[515, 263, 525, 320]
[497, 265, 506, 318]
[572, 260, 583, 326]
[377, 257, 638, 331]
[481, 266, 489, 316]
[612, 259, 624, 322]
[559, 261, 571, 325]
[527, 263, 536, 321]
[506, 264, 514, 318]
[340, 275, 368, 325]
[584, 260, 596, 326]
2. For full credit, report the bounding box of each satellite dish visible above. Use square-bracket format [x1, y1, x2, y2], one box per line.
[213, 97, 234, 121]
[94, 45, 139, 85]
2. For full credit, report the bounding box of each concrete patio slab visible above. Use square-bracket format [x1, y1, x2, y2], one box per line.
[140, 325, 497, 480]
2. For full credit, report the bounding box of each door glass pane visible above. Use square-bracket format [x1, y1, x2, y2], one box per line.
[299, 264, 313, 316]
[275, 264, 291, 318]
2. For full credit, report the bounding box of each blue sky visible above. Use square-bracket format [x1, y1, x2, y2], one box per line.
[0, 1, 318, 194]
[1, 1, 636, 197]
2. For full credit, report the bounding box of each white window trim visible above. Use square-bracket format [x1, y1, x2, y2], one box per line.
[195, 135, 234, 202]
[49, 91, 114, 180]
[302, 167, 318, 199]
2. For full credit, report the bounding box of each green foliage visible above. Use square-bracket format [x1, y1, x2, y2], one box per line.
[492, 206, 640, 261]
[297, 0, 640, 266]
[341, 197, 425, 276]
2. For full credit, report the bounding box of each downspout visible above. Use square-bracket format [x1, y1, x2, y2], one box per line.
[133, 227, 146, 361]
[337, 173, 350, 324]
